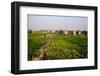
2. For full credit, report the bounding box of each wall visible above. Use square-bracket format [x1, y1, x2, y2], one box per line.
[0, 0, 99, 76]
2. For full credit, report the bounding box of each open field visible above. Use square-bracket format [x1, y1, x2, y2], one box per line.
[28, 31, 88, 61]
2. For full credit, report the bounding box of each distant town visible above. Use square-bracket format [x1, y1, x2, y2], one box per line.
[28, 29, 87, 36]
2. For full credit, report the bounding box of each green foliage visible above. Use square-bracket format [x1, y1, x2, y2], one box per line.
[44, 34, 87, 59]
[28, 31, 88, 61]
[28, 32, 46, 60]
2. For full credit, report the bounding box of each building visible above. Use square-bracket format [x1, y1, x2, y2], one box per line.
[63, 30, 85, 35]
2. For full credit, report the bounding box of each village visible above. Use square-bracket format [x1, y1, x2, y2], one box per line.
[30, 30, 87, 36]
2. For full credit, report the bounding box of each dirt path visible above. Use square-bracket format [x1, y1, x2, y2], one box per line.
[32, 34, 54, 60]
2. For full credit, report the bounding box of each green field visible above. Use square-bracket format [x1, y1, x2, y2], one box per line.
[28, 31, 88, 61]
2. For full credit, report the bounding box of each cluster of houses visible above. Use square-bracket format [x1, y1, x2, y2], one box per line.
[63, 30, 87, 35]
[28, 30, 87, 35]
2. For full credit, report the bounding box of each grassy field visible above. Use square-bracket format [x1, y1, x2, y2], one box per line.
[28, 31, 88, 61]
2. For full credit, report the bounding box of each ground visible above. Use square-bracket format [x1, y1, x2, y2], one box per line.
[28, 31, 88, 61]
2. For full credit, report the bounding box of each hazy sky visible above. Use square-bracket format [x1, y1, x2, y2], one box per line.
[28, 15, 88, 31]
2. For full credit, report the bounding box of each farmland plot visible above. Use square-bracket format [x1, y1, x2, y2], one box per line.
[28, 31, 88, 61]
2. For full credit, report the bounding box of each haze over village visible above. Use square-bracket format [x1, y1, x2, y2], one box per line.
[28, 15, 88, 31]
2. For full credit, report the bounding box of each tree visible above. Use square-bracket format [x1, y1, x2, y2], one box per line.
[28, 30, 32, 33]
[82, 31, 87, 35]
